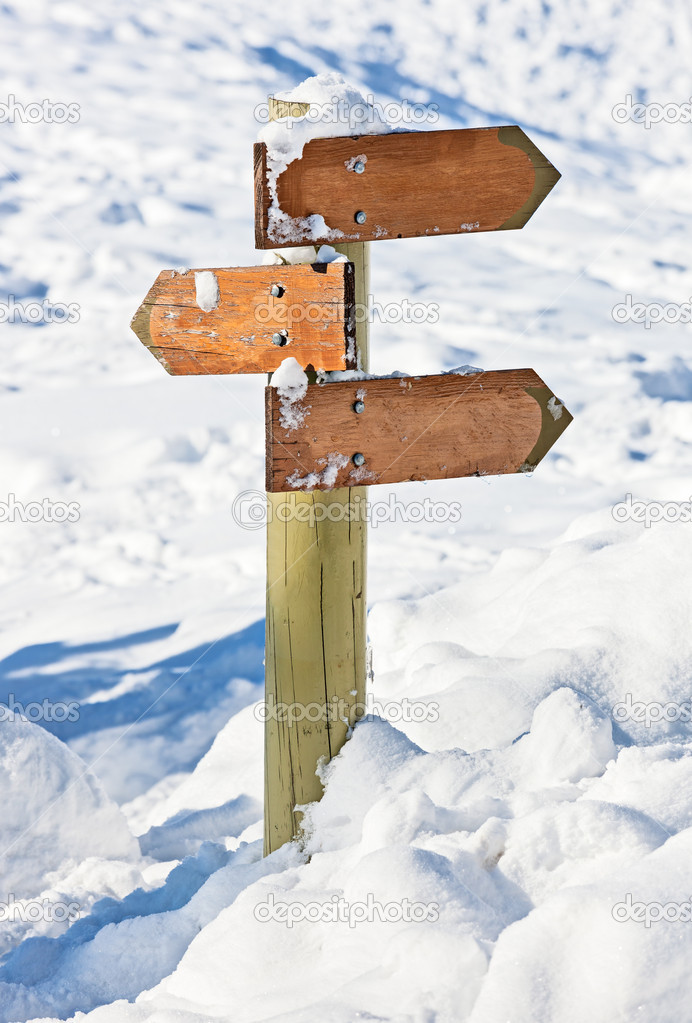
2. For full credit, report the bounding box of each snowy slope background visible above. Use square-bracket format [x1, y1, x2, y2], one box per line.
[1, 0, 692, 1019]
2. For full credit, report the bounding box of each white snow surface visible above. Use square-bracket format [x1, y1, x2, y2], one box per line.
[257, 71, 394, 174]
[1, 1, 692, 1020]
[287, 451, 349, 490]
[314, 244, 348, 264]
[193, 271, 220, 313]
[270, 356, 310, 430]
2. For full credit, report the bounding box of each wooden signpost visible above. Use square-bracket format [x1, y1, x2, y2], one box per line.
[132, 93, 570, 857]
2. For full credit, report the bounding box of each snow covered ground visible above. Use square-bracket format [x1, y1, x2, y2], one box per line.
[1, 0, 692, 1019]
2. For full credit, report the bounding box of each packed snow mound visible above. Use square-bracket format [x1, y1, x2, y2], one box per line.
[368, 515, 692, 755]
[468, 830, 692, 1023]
[0, 716, 143, 960]
[0, 841, 299, 1023]
[518, 688, 616, 788]
[0, 716, 139, 898]
[64, 702, 679, 1023]
[1, 517, 692, 1021]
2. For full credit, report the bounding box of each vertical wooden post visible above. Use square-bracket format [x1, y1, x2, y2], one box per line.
[263, 100, 370, 855]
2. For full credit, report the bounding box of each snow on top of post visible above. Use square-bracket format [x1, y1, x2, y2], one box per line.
[258, 73, 396, 245]
[258, 72, 395, 172]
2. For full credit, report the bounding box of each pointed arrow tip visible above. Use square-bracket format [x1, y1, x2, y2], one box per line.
[497, 126, 560, 230]
[522, 384, 572, 471]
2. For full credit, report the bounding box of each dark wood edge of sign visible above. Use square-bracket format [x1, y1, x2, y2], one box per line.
[497, 126, 561, 230]
[130, 283, 167, 367]
[521, 385, 573, 471]
[254, 142, 269, 251]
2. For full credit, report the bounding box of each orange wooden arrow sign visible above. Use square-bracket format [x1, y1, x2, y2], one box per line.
[254, 126, 560, 249]
[131, 262, 356, 375]
[266, 369, 571, 492]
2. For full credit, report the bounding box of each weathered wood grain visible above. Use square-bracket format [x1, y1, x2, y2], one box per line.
[131, 263, 356, 375]
[263, 93, 371, 856]
[254, 126, 560, 248]
[266, 369, 571, 492]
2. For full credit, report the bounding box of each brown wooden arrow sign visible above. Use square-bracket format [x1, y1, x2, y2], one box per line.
[266, 368, 571, 492]
[131, 262, 356, 375]
[254, 126, 560, 249]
